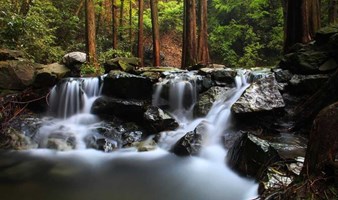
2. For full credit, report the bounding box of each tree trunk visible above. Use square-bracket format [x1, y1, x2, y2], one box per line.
[19, 0, 32, 16]
[112, 0, 118, 49]
[197, 0, 210, 65]
[75, 0, 85, 16]
[85, 0, 98, 71]
[284, 0, 321, 53]
[301, 102, 338, 179]
[138, 0, 144, 67]
[119, 0, 125, 40]
[150, 0, 161, 67]
[182, 0, 198, 68]
[329, 0, 338, 24]
[129, 0, 133, 52]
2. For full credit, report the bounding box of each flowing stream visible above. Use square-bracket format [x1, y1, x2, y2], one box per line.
[0, 72, 258, 200]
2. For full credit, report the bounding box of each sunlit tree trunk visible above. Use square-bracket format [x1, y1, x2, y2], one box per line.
[112, 0, 118, 49]
[329, 0, 337, 24]
[138, 0, 144, 67]
[150, 0, 161, 67]
[182, 0, 198, 68]
[129, 0, 133, 52]
[284, 0, 321, 53]
[85, 0, 98, 71]
[197, 0, 210, 65]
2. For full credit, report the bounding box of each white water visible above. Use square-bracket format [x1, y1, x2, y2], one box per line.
[0, 72, 258, 200]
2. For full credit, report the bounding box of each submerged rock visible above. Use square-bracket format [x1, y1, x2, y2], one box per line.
[45, 132, 76, 151]
[144, 106, 179, 133]
[227, 133, 280, 179]
[232, 74, 285, 113]
[0, 60, 37, 90]
[195, 86, 231, 116]
[102, 70, 153, 100]
[170, 123, 206, 156]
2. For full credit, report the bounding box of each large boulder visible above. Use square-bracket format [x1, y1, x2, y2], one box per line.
[0, 49, 24, 61]
[102, 70, 153, 100]
[143, 106, 179, 133]
[104, 57, 140, 73]
[34, 62, 70, 87]
[227, 133, 281, 179]
[288, 74, 330, 95]
[91, 96, 149, 122]
[198, 67, 237, 86]
[194, 86, 231, 116]
[315, 25, 338, 45]
[232, 74, 285, 113]
[0, 60, 37, 90]
[170, 123, 206, 156]
[62, 52, 86, 67]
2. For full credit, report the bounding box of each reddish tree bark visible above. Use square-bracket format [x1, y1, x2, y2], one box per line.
[138, 0, 144, 67]
[112, 0, 118, 49]
[329, 0, 338, 24]
[197, 0, 210, 65]
[150, 0, 161, 67]
[182, 0, 198, 68]
[85, 0, 98, 70]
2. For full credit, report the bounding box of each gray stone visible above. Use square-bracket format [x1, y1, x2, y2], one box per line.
[0, 60, 37, 90]
[288, 74, 330, 95]
[144, 106, 179, 133]
[232, 74, 285, 113]
[319, 58, 337, 72]
[272, 69, 293, 83]
[104, 57, 140, 73]
[34, 63, 70, 87]
[62, 52, 86, 67]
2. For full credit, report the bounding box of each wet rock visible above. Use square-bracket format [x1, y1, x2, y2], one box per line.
[122, 131, 143, 147]
[272, 69, 293, 83]
[91, 96, 149, 122]
[0, 127, 34, 150]
[227, 133, 281, 179]
[232, 74, 285, 113]
[94, 138, 116, 152]
[319, 58, 338, 72]
[196, 74, 214, 93]
[0, 49, 24, 61]
[144, 106, 179, 133]
[135, 139, 157, 152]
[288, 74, 330, 95]
[195, 86, 231, 116]
[170, 123, 206, 156]
[34, 63, 70, 87]
[0, 60, 37, 90]
[198, 68, 237, 86]
[104, 57, 139, 73]
[45, 132, 76, 151]
[102, 70, 153, 100]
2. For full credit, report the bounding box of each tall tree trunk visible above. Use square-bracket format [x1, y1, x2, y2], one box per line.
[197, 0, 210, 65]
[129, 0, 133, 52]
[96, 1, 103, 35]
[112, 0, 118, 49]
[85, 0, 98, 71]
[329, 0, 338, 24]
[119, 0, 125, 40]
[138, 0, 144, 67]
[75, 0, 85, 16]
[150, 0, 161, 67]
[182, 0, 198, 68]
[284, 0, 321, 53]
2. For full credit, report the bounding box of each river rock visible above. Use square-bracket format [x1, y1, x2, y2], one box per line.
[102, 70, 153, 100]
[227, 133, 280, 179]
[232, 74, 285, 113]
[91, 96, 149, 122]
[0, 60, 37, 90]
[194, 86, 231, 116]
[319, 58, 338, 72]
[62, 52, 86, 67]
[315, 25, 338, 45]
[143, 106, 179, 133]
[86, 137, 116, 152]
[272, 69, 293, 83]
[45, 132, 76, 151]
[0, 49, 24, 61]
[104, 57, 140, 73]
[34, 62, 70, 87]
[198, 68, 237, 86]
[170, 123, 206, 156]
[288, 74, 330, 95]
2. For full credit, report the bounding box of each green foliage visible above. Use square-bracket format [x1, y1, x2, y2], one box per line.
[81, 63, 104, 76]
[209, 0, 284, 68]
[99, 49, 133, 63]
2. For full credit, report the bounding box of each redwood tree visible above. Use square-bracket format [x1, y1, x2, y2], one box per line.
[284, 0, 321, 53]
[150, 0, 161, 67]
[182, 0, 198, 68]
[138, 0, 144, 67]
[112, 0, 118, 49]
[329, 0, 337, 24]
[85, 0, 98, 70]
[197, 0, 210, 65]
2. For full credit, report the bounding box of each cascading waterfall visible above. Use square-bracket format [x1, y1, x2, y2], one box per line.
[0, 71, 258, 200]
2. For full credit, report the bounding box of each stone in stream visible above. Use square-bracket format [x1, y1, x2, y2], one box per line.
[227, 133, 281, 179]
[170, 123, 207, 156]
[232, 74, 285, 113]
[288, 74, 330, 95]
[198, 67, 237, 87]
[102, 70, 153, 100]
[143, 106, 179, 133]
[34, 62, 71, 87]
[194, 86, 231, 117]
[45, 132, 77, 151]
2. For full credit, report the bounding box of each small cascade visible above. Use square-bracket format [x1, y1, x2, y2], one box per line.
[153, 72, 198, 122]
[49, 77, 102, 118]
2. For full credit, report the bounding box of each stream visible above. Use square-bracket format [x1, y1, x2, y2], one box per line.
[0, 72, 258, 200]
